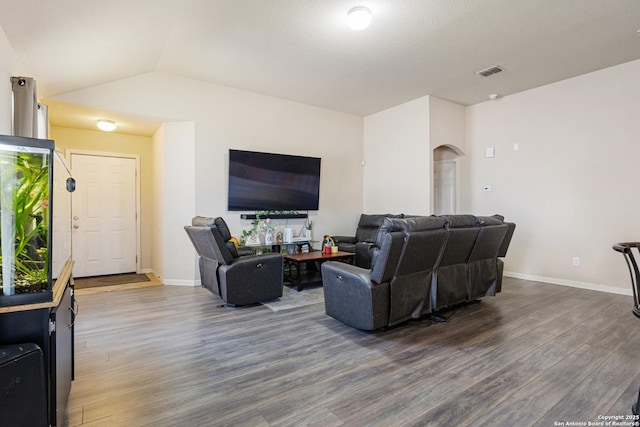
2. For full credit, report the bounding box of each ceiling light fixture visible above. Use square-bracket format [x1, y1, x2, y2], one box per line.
[347, 6, 372, 31]
[96, 119, 117, 132]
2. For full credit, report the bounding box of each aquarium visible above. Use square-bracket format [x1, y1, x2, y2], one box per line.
[0, 135, 54, 306]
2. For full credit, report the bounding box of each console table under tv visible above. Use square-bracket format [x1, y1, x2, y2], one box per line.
[244, 238, 315, 255]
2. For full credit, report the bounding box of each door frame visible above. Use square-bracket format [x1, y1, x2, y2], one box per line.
[433, 159, 459, 215]
[66, 149, 141, 275]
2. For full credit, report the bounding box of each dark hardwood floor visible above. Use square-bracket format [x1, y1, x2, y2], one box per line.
[64, 277, 640, 426]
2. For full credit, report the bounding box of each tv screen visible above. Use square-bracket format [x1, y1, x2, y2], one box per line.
[228, 149, 321, 211]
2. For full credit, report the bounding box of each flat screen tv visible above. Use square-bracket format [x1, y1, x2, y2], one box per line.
[228, 149, 321, 211]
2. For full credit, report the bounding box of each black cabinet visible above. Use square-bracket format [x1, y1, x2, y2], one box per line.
[50, 284, 74, 426]
[0, 269, 74, 426]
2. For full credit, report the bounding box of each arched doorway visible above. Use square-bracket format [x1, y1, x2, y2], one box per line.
[433, 145, 462, 215]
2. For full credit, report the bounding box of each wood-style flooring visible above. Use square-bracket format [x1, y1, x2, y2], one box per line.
[64, 277, 640, 426]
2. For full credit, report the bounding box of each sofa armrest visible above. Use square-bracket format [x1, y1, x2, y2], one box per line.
[332, 236, 358, 255]
[322, 261, 390, 330]
[354, 242, 375, 268]
[322, 261, 371, 286]
[236, 245, 255, 257]
[332, 235, 357, 244]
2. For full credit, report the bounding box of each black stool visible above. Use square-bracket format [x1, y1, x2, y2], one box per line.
[613, 242, 640, 414]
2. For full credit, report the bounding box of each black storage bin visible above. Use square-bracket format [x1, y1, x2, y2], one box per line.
[0, 343, 47, 427]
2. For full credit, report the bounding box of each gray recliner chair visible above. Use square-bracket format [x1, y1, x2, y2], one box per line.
[184, 216, 283, 306]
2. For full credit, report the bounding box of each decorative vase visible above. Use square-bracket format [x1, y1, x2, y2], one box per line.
[265, 231, 274, 245]
[305, 229, 312, 240]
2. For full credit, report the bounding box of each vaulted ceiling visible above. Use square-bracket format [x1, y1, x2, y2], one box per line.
[2, 0, 639, 132]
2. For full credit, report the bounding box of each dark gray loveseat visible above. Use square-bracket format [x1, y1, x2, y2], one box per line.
[322, 214, 515, 330]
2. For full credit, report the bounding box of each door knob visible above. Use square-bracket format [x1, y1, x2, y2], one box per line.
[73, 224, 79, 229]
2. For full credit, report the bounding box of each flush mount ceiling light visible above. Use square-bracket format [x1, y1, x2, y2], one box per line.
[347, 6, 372, 31]
[96, 119, 116, 132]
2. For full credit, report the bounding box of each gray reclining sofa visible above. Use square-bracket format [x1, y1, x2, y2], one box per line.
[322, 214, 515, 330]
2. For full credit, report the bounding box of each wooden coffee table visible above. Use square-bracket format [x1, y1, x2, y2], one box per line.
[284, 251, 355, 291]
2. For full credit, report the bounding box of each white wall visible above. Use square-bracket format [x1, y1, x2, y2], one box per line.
[0, 25, 22, 134]
[51, 72, 363, 283]
[157, 121, 196, 285]
[466, 59, 640, 294]
[363, 96, 431, 215]
[429, 96, 466, 153]
[429, 96, 467, 213]
[151, 126, 166, 282]
[20, 30, 638, 294]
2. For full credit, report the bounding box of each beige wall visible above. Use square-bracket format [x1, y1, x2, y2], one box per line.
[429, 96, 467, 213]
[51, 72, 364, 284]
[154, 121, 196, 285]
[362, 61, 640, 295]
[151, 126, 165, 282]
[363, 95, 466, 216]
[34, 51, 640, 294]
[465, 59, 640, 294]
[363, 96, 431, 215]
[0, 25, 22, 134]
[49, 126, 154, 273]
[429, 96, 466, 154]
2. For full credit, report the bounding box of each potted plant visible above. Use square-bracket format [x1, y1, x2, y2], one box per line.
[240, 217, 261, 245]
[261, 218, 275, 244]
[0, 148, 51, 297]
[305, 220, 313, 240]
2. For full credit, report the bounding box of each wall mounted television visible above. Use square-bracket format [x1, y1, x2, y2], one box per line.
[228, 149, 321, 211]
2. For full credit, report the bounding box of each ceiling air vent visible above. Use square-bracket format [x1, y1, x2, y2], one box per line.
[475, 65, 504, 77]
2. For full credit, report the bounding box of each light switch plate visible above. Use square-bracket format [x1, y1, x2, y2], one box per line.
[485, 147, 495, 158]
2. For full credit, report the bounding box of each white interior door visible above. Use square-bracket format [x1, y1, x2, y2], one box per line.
[434, 160, 457, 215]
[71, 153, 137, 277]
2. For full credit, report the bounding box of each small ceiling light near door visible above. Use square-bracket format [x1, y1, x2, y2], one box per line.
[96, 119, 116, 132]
[347, 6, 372, 31]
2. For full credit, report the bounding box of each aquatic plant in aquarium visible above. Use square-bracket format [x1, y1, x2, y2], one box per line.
[0, 135, 53, 305]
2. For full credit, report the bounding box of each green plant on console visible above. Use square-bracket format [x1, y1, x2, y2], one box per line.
[256, 210, 299, 217]
[241, 211, 299, 244]
[240, 217, 261, 244]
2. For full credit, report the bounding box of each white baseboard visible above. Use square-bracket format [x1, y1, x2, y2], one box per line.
[150, 269, 199, 287]
[164, 279, 200, 287]
[504, 271, 631, 296]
